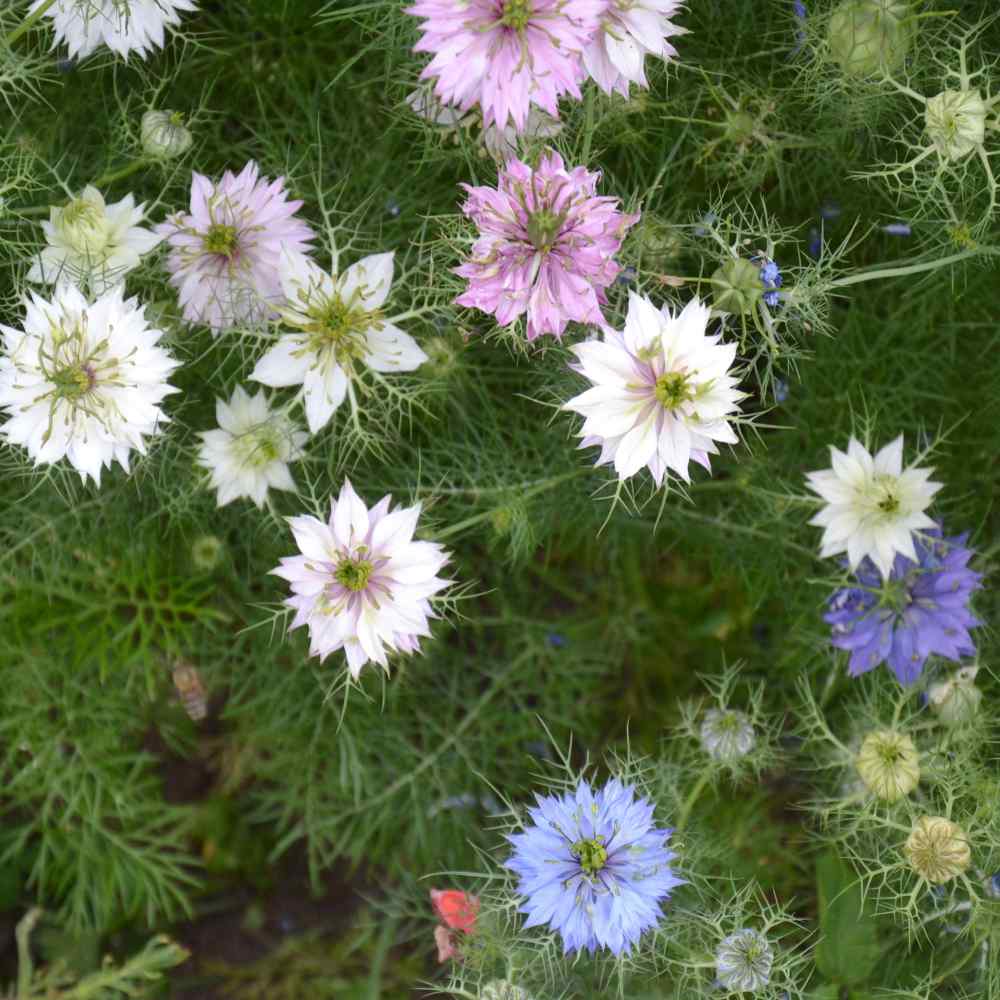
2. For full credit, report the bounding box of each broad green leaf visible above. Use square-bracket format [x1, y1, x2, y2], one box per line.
[815, 852, 882, 987]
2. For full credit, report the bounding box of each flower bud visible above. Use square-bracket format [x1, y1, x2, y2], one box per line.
[904, 816, 971, 884]
[191, 534, 225, 572]
[855, 729, 919, 801]
[925, 90, 986, 162]
[710, 258, 763, 314]
[715, 928, 774, 992]
[141, 110, 193, 160]
[700, 708, 756, 761]
[827, 0, 915, 77]
[481, 981, 533, 1000]
[927, 666, 982, 726]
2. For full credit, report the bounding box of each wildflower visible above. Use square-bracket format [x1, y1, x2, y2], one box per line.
[271, 480, 451, 677]
[0, 283, 179, 484]
[505, 778, 682, 955]
[141, 110, 193, 160]
[806, 436, 942, 578]
[855, 729, 919, 801]
[430, 888, 478, 962]
[824, 527, 981, 685]
[455, 151, 637, 341]
[882, 222, 912, 237]
[406, 0, 603, 132]
[927, 666, 982, 726]
[31, 0, 198, 60]
[157, 161, 315, 333]
[756, 256, 782, 307]
[191, 534, 225, 571]
[563, 293, 743, 485]
[904, 816, 971, 884]
[715, 928, 774, 992]
[250, 247, 426, 434]
[196, 386, 307, 509]
[583, 0, 684, 98]
[700, 708, 756, 761]
[27, 186, 161, 295]
[925, 89, 987, 162]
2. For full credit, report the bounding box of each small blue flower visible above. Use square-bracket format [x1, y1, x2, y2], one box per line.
[506, 779, 683, 955]
[386, 197, 401, 218]
[615, 266, 637, 287]
[694, 212, 718, 237]
[882, 222, 912, 237]
[793, 0, 807, 17]
[774, 378, 790, 403]
[755, 256, 783, 307]
[820, 200, 841, 221]
[987, 873, 1000, 898]
[825, 527, 982, 686]
[808, 227, 822, 258]
[547, 631, 568, 648]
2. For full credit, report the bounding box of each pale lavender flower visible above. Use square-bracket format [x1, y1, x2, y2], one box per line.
[157, 161, 315, 333]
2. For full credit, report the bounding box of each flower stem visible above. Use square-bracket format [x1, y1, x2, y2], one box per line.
[432, 468, 590, 542]
[829, 248, 994, 289]
[676, 771, 711, 832]
[5, 0, 58, 47]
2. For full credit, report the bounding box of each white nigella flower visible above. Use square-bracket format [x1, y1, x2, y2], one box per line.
[563, 292, 743, 485]
[700, 708, 756, 761]
[583, 0, 685, 97]
[272, 480, 451, 677]
[31, 0, 198, 60]
[0, 283, 180, 484]
[925, 89, 987, 162]
[715, 928, 774, 993]
[251, 247, 428, 434]
[805, 436, 942, 577]
[27, 186, 161, 295]
[196, 386, 307, 509]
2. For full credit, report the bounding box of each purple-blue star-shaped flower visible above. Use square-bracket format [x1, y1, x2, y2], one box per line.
[756, 257, 783, 307]
[506, 779, 683, 955]
[824, 527, 982, 685]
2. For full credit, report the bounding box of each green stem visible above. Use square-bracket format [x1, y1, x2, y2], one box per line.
[829, 248, 993, 289]
[676, 771, 711, 832]
[5, 0, 58, 47]
[10, 158, 152, 217]
[432, 468, 589, 542]
[15, 908, 41, 999]
[581, 87, 596, 162]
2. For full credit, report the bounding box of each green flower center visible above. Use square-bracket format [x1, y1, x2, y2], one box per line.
[572, 836, 608, 876]
[334, 557, 374, 592]
[501, 0, 532, 30]
[204, 223, 239, 257]
[526, 209, 563, 253]
[301, 294, 374, 365]
[61, 197, 110, 254]
[51, 362, 95, 401]
[654, 371, 693, 410]
[233, 427, 282, 469]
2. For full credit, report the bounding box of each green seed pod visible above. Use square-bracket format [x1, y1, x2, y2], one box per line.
[904, 816, 971, 884]
[191, 534, 225, 572]
[711, 258, 762, 315]
[927, 666, 983, 726]
[855, 729, 919, 801]
[141, 110, 193, 160]
[827, 0, 915, 77]
[481, 982, 533, 1000]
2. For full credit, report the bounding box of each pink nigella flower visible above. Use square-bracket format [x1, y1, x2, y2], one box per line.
[406, 0, 605, 132]
[157, 161, 315, 333]
[455, 150, 638, 341]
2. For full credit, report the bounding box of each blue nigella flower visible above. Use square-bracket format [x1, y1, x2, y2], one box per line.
[882, 222, 912, 237]
[756, 257, 783, 306]
[808, 226, 822, 258]
[506, 779, 683, 955]
[820, 199, 841, 221]
[547, 631, 568, 648]
[824, 527, 982, 686]
[774, 378, 790, 403]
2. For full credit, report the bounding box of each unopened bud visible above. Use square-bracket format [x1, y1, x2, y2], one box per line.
[856, 729, 919, 802]
[904, 816, 971, 884]
[191, 534, 224, 572]
[141, 110, 193, 160]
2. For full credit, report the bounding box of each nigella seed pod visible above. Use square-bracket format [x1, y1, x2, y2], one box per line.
[700, 708, 756, 761]
[855, 729, 919, 801]
[904, 816, 971, 884]
[141, 110, 193, 160]
[927, 666, 983, 726]
[481, 981, 534, 1000]
[710, 258, 763, 315]
[827, 0, 915, 77]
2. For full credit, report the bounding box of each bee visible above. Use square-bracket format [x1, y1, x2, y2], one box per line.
[171, 661, 208, 722]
